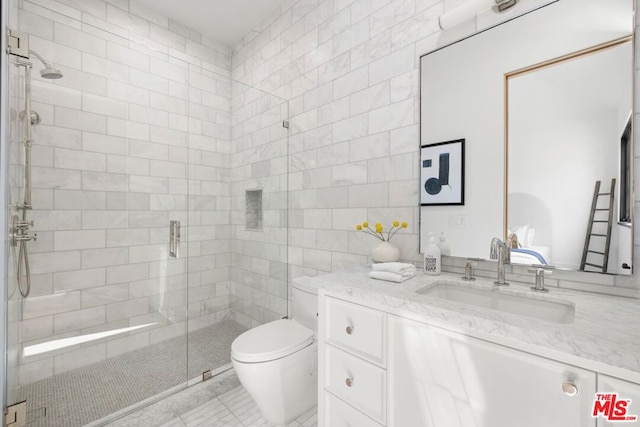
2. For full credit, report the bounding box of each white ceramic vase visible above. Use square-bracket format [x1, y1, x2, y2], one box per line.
[371, 241, 400, 263]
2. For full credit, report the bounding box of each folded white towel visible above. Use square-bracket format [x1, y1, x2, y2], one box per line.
[371, 262, 416, 276]
[369, 270, 416, 283]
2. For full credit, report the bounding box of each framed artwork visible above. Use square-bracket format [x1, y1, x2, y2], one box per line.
[420, 139, 465, 206]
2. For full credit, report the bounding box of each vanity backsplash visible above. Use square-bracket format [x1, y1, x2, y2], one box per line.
[440, 256, 640, 299]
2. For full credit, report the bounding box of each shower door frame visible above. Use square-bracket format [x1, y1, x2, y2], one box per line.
[1, 0, 10, 421]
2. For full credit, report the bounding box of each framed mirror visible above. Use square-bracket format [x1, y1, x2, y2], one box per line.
[419, 0, 634, 277]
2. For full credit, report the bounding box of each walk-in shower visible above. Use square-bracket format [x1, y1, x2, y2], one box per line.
[2, 3, 290, 425]
[9, 36, 63, 299]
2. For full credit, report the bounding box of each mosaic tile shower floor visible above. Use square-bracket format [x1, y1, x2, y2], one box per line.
[16, 320, 247, 426]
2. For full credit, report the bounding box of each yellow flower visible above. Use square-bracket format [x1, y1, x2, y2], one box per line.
[357, 220, 407, 242]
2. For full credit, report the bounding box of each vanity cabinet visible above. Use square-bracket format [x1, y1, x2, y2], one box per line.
[318, 293, 640, 427]
[388, 315, 596, 427]
[324, 296, 386, 366]
[319, 296, 386, 426]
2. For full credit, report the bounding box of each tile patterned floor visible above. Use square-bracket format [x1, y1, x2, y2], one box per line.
[17, 320, 247, 426]
[105, 369, 318, 427]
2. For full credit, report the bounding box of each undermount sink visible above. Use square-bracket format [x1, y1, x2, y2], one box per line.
[416, 281, 575, 324]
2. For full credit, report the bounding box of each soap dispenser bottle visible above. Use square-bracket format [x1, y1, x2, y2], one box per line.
[424, 233, 441, 275]
[438, 232, 451, 256]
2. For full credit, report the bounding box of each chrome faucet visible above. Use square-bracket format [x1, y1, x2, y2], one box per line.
[489, 237, 510, 286]
[528, 266, 552, 292]
[462, 259, 476, 281]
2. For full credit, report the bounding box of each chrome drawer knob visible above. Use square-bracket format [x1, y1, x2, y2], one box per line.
[346, 326, 354, 335]
[345, 378, 354, 387]
[562, 381, 578, 396]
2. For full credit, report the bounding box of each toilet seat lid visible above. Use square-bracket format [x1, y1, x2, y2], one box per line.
[231, 319, 314, 363]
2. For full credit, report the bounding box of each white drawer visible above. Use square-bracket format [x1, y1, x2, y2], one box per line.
[325, 345, 386, 424]
[326, 393, 384, 427]
[325, 296, 386, 365]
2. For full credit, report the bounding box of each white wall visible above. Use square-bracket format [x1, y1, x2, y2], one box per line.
[510, 110, 619, 269]
[509, 42, 631, 271]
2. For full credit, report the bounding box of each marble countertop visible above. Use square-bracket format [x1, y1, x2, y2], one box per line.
[294, 266, 640, 383]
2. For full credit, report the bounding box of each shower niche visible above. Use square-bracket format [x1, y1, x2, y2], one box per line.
[246, 189, 263, 230]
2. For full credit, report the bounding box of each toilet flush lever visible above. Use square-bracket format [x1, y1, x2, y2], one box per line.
[169, 220, 180, 258]
[346, 325, 354, 335]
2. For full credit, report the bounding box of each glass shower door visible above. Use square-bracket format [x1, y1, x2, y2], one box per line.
[4, 4, 192, 425]
[3, 1, 291, 425]
[185, 80, 290, 381]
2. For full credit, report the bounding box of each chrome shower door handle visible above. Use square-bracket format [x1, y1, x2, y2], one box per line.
[169, 220, 180, 258]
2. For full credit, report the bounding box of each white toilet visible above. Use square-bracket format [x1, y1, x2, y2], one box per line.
[231, 283, 318, 426]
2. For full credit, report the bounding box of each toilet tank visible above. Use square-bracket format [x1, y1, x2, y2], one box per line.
[290, 283, 318, 333]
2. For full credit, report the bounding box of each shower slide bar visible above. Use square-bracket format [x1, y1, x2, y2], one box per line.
[7, 30, 63, 297]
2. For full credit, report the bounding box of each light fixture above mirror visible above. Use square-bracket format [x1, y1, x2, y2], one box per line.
[438, 0, 519, 30]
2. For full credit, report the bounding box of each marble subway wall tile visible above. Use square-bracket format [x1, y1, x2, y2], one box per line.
[230, 0, 452, 290]
[11, 0, 232, 385]
[22, 292, 81, 320]
[229, 87, 290, 327]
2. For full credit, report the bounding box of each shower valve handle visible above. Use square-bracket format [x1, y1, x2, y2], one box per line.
[15, 219, 34, 229]
[10, 216, 36, 244]
[14, 233, 36, 242]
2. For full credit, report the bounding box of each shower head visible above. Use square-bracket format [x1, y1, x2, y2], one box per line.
[40, 64, 63, 79]
[28, 49, 63, 79]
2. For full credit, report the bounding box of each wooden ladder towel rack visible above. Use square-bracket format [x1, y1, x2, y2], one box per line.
[580, 179, 615, 273]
